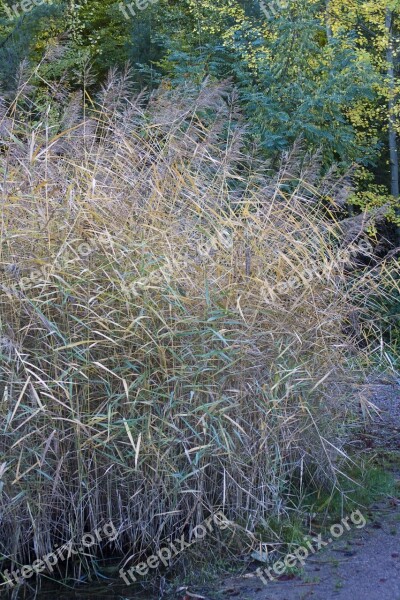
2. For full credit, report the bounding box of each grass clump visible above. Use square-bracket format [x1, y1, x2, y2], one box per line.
[0, 70, 397, 586]
[302, 462, 397, 523]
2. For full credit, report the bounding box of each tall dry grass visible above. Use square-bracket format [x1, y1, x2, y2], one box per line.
[0, 70, 396, 584]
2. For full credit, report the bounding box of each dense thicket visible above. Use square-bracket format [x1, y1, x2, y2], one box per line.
[0, 0, 399, 590]
[1, 0, 397, 340]
[0, 76, 397, 581]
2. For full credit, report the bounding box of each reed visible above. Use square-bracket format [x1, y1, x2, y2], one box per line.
[0, 71, 396, 585]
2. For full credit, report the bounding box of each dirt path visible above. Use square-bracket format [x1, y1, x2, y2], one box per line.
[212, 504, 400, 600]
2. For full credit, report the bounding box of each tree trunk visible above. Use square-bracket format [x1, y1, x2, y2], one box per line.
[385, 9, 400, 243]
[326, 0, 333, 42]
[385, 9, 399, 200]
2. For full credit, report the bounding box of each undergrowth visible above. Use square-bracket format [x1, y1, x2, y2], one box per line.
[0, 68, 398, 589]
